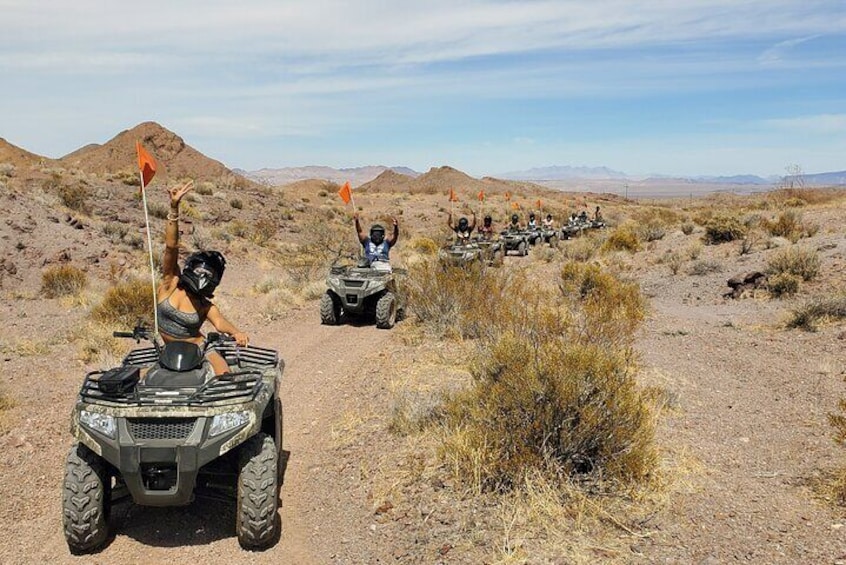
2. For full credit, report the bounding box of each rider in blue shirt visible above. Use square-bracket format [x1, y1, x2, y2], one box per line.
[354, 213, 399, 263]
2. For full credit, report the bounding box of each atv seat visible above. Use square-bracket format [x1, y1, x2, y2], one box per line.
[144, 364, 213, 387]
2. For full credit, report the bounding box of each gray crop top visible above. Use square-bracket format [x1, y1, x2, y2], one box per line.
[157, 296, 203, 338]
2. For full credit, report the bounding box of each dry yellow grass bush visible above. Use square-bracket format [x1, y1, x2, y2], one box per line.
[761, 210, 818, 242]
[408, 236, 439, 256]
[408, 257, 655, 492]
[703, 215, 747, 244]
[766, 246, 820, 281]
[90, 278, 154, 328]
[560, 234, 600, 262]
[600, 223, 641, 253]
[786, 295, 846, 331]
[767, 272, 801, 298]
[41, 265, 87, 298]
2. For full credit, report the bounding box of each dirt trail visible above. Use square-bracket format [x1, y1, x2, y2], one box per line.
[0, 305, 393, 565]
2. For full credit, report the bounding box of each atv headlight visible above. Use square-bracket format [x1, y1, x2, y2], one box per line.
[327, 276, 340, 287]
[80, 410, 116, 439]
[209, 411, 250, 437]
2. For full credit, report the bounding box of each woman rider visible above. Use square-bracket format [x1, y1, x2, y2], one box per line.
[157, 181, 248, 375]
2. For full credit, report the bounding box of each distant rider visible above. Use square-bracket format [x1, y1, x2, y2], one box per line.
[542, 213, 554, 229]
[448, 211, 476, 242]
[507, 213, 521, 232]
[594, 206, 603, 222]
[527, 213, 538, 229]
[355, 213, 399, 264]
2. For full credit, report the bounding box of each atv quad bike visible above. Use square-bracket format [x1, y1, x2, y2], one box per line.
[500, 230, 530, 257]
[437, 240, 484, 268]
[474, 237, 505, 267]
[523, 227, 543, 246]
[63, 327, 284, 553]
[538, 227, 559, 247]
[320, 260, 405, 329]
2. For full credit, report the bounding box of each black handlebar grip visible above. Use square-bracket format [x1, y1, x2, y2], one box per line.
[113, 331, 135, 338]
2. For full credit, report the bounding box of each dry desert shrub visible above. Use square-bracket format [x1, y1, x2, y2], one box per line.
[57, 182, 91, 214]
[560, 235, 600, 262]
[90, 278, 154, 328]
[680, 221, 695, 235]
[703, 215, 746, 244]
[786, 295, 846, 331]
[408, 258, 655, 492]
[685, 241, 703, 260]
[195, 181, 214, 196]
[761, 210, 818, 242]
[0, 163, 15, 177]
[770, 187, 846, 207]
[665, 251, 684, 275]
[766, 246, 820, 281]
[230, 198, 243, 209]
[42, 265, 88, 298]
[638, 221, 667, 242]
[767, 272, 801, 298]
[688, 259, 723, 276]
[408, 236, 439, 256]
[249, 216, 278, 246]
[600, 223, 641, 253]
[829, 400, 846, 505]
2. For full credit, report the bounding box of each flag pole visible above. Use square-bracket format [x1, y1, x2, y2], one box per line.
[139, 175, 159, 336]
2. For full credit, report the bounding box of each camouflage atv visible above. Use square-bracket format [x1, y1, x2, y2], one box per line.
[524, 227, 544, 246]
[500, 230, 530, 256]
[538, 227, 559, 247]
[63, 327, 284, 553]
[474, 237, 505, 266]
[438, 240, 483, 268]
[320, 260, 405, 329]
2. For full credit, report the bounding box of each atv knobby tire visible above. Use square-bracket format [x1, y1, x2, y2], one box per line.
[237, 433, 280, 550]
[375, 291, 398, 329]
[63, 443, 111, 554]
[319, 291, 341, 325]
[517, 241, 528, 256]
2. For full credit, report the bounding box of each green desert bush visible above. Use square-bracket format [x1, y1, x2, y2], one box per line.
[195, 181, 215, 196]
[41, 265, 87, 298]
[638, 221, 667, 242]
[762, 210, 817, 242]
[230, 198, 243, 209]
[786, 295, 846, 331]
[91, 279, 154, 328]
[703, 215, 746, 244]
[766, 246, 820, 281]
[767, 272, 801, 298]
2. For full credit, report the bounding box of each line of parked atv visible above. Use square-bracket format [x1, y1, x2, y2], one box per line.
[438, 216, 606, 265]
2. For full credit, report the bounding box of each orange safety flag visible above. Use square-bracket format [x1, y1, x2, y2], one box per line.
[136, 141, 157, 188]
[477, 190, 485, 201]
[511, 201, 520, 210]
[536, 199, 542, 209]
[338, 181, 352, 204]
[504, 191, 511, 201]
[449, 188, 458, 202]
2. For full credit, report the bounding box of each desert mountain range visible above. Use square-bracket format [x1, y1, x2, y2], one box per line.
[2, 121, 844, 193]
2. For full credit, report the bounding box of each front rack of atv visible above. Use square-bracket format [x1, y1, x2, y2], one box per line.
[79, 344, 280, 407]
[80, 371, 264, 406]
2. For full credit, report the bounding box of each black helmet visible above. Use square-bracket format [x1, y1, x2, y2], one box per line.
[179, 250, 226, 298]
[529, 213, 536, 220]
[370, 224, 386, 245]
[546, 214, 552, 220]
[510, 214, 519, 223]
[458, 217, 469, 231]
[483, 215, 492, 226]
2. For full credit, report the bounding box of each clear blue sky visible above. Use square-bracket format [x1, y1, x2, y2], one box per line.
[2, 1, 845, 177]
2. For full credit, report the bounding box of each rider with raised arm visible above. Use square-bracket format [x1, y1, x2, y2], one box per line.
[354, 213, 399, 264]
[157, 181, 248, 375]
[447, 210, 476, 242]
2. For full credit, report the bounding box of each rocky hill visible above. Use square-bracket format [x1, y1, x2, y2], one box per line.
[0, 138, 55, 169]
[59, 122, 235, 182]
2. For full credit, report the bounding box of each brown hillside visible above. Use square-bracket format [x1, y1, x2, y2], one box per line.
[357, 169, 414, 193]
[0, 138, 55, 169]
[59, 121, 236, 182]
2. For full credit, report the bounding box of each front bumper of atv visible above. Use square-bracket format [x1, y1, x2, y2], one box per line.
[74, 401, 264, 506]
